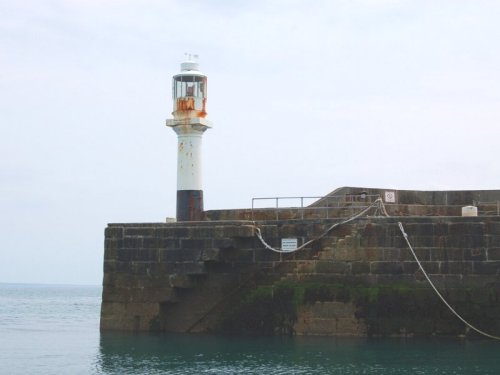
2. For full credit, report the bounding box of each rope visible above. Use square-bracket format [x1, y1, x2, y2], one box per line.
[254, 198, 386, 253]
[254, 195, 500, 340]
[397, 222, 500, 340]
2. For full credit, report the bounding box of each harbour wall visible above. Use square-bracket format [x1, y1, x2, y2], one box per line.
[101, 214, 500, 337]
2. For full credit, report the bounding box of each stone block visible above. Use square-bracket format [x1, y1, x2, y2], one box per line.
[160, 249, 202, 262]
[105, 238, 123, 251]
[165, 261, 206, 275]
[370, 262, 404, 275]
[449, 222, 485, 236]
[408, 223, 435, 236]
[117, 249, 135, 262]
[219, 248, 254, 262]
[140, 237, 159, 249]
[134, 262, 158, 277]
[336, 317, 367, 335]
[488, 236, 500, 247]
[462, 275, 500, 288]
[343, 235, 360, 249]
[434, 235, 447, 249]
[222, 225, 255, 238]
[102, 272, 116, 286]
[104, 240, 120, 260]
[172, 226, 192, 238]
[293, 248, 319, 261]
[315, 260, 349, 274]
[488, 248, 500, 261]
[464, 248, 486, 261]
[473, 261, 500, 275]
[212, 238, 235, 250]
[468, 288, 494, 304]
[294, 317, 336, 336]
[110, 272, 136, 287]
[411, 261, 440, 275]
[279, 224, 301, 237]
[470, 234, 487, 248]
[440, 261, 473, 275]
[112, 261, 135, 274]
[168, 274, 196, 288]
[275, 261, 298, 274]
[383, 248, 401, 261]
[434, 222, 449, 236]
[486, 222, 500, 235]
[332, 247, 357, 262]
[138, 249, 159, 262]
[294, 302, 365, 336]
[123, 237, 143, 249]
[439, 275, 464, 289]
[188, 226, 216, 238]
[129, 287, 177, 303]
[254, 249, 281, 262]
[430, 248, 464, 262]
[102, 286, 131, 302]
[142, 237, 180, 250]
[100, 302, 160, 331]
[357, 247, 384, 262]
[296, 261, 316, 274]
[201, 248, 221, 262]
[402, 261, 419, 274]
[376, 274, 418, 285]
[105, 226, 124, 239]
[360, 223, 387, 237]
[207, 225, 225, 238]
[400, 247, 431, 262]
[124, 227, 155, 237]
[318, 248, 334, 260]
[360, 231, 389, 247]
[351, 262, 370, 275]
[391, 235, 407, 249]
[234, 237, 257, 250]
[412, 236, 435, 248]
[181, 238, 208, 249]
[259, 225, 278, 238]
[332, 224, 354, 238]
[445, 234, 484, 248]
[307, 224, 327, 238]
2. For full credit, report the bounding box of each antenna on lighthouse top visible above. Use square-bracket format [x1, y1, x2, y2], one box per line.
[181, 52, 200, 72]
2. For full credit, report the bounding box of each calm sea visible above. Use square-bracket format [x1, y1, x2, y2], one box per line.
[0, 283, 499, 374]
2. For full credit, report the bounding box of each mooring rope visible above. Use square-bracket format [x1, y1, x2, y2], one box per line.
[253, 196, 500, 340]
[254, 198, 386, 253]
[397, 221, 500, 340]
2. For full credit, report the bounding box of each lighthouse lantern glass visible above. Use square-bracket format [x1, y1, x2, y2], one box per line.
[173, 75, 207, 100]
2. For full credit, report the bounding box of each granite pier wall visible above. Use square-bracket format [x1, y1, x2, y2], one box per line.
[101, 215, 500, 337]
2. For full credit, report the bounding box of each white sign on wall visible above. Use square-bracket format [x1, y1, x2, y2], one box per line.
[281, 238, 298, 252]
[385, 191, 396, 203]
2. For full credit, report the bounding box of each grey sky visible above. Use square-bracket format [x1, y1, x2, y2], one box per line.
[1, 0, 499, 284]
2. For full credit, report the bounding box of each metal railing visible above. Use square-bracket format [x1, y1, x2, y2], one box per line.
[251, 194, 381, 221]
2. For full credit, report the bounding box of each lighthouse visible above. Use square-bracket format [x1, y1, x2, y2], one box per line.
[166, 55, 212, 221]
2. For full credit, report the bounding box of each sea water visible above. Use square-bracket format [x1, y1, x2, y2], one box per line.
[0, 283, 499, 375]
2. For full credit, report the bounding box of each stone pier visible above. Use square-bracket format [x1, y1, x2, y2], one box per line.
[101, 188, 500, 337]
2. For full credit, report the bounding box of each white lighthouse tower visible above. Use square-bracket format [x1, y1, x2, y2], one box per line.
[166, 54, 212, 221]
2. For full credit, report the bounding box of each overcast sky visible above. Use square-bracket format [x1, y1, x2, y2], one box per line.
[1, 0, 499, 285]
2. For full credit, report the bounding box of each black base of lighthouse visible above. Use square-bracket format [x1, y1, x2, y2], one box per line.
[177, 190, 204, 221]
